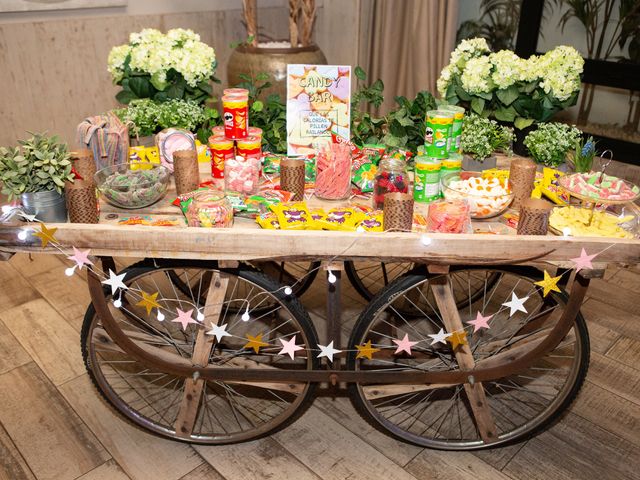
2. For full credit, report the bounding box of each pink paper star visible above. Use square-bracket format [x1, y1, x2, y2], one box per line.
[467, 311, 493, 333]
[392, 333, 419, 355]
[278, 335, 304, 360]
[570, 248, 598, 272]
[171, 308, 197, 331]
[67, 247, 93, 270]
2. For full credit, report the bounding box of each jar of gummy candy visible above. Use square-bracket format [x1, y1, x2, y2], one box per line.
[372, 157, 408, 209]
[185, 190, 234, 228]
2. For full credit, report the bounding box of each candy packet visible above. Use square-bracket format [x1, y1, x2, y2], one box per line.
[317, 207, 364, 231]
[271, 202, 312, 230]
[356, 211, 384, 232]
[309, 208, 326, 230]
[256, 212, 281, 229]
[352, 163, 379, 193]
[541, 167, 570, 205]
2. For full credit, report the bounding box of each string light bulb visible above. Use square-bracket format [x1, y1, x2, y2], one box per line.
[113, 298, 122, 308]
[197, 310, 205, 321]
[327, 271, 337, 284]
[65, 266, 75, 277]
[562, 227, 572, 237]
[1, 205, 11, 214]
[157, 311, 165, 321]
[284, 286, 293, 295]
[420, 235, 432, 246]
[17, 230, 28, 241]
[241, 308, 250, 322]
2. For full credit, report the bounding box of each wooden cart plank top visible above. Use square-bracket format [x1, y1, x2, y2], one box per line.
[2, 162, 639, 265]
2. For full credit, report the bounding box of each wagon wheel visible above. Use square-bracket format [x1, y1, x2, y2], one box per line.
[82, 260, 319, 444]
[168, 261, 320, 308]
[344, 261, 501, 312]
[347, 266, 589, 449]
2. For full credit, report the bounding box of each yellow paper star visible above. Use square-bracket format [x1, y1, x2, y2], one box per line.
[356, 340, 381, 360]
[244, 333, 270, 354]
[447, 330, 468, 350]
[33, 223, 58, 248]
[136, 291, 161, 316]
[534, 270, 562, 297]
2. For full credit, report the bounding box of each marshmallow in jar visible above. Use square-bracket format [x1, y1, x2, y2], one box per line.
[224, 155, 261, 195]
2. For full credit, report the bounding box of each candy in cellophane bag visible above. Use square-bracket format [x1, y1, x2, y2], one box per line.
[426, 199, 472, 234]
[271, 202, 312, 230]
[309, 208, 326, 230]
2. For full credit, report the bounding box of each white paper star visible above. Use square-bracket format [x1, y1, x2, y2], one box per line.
[278, 335, 304, 360]
[206, 323, 232, 342]
[19, 212, 37, 222]
[101, 269, 128, 295]
[428, 328, 452, 345]
[317, 341, 342, 362]
[502, 292, 529, 316]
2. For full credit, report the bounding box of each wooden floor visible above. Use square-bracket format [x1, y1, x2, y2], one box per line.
[0, 254, 639, 480]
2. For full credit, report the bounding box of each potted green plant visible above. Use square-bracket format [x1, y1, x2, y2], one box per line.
[114, 98, 206, 145]
[524, 122, 582, 171]
[569, 135, 597, 173]
[227, 0, 327, 100]
[437, 38, 584, 154]
[107, 28, 217, 106]
[0, 133, 74, 222]
[461, 114, 514, 170]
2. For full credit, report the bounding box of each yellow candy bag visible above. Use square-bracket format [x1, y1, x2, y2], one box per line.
[317, 207, 362, 231]
[256, 212, 280, 229]
[271, 202, 312, 230]
[356, 211, 384, 231]
[541, 167, 570, 205]
[308, 208, 326, 230]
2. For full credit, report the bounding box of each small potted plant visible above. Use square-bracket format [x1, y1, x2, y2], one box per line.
[461, 114, 515, 170]
[524, 122, 582, 171]
[569, 135, 597, 173]
[0, 132, 74, 222]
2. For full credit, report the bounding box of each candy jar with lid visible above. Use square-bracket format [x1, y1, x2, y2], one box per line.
[186, 190, 234, 228]
[373, 157, 409, 209]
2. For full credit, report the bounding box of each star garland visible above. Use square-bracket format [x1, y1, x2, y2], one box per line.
[14, 219, 615, 363]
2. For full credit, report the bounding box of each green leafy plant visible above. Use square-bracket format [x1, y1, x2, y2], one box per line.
[351, 67, 437, 153]
[438, 38, 583, 129]
[115, 99, 206, 138]
[0, 132, 73, 200]
[461, 114, 515, 161]
[457, 0, 522, 50]
[569, 135, 597, 173]
[524, 122, 582, 167]
[108, 28, 219, 105]
[233, 73, 287, 153]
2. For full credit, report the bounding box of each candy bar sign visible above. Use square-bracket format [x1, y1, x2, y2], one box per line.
[286, 65, 351, 155]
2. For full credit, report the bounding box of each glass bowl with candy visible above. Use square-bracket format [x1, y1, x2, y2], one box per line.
[441, 171, 513, 219]
[95, 163, 170, 209]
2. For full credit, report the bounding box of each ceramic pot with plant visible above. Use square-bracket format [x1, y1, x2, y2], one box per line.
[524, 122, 582, 171]
[569, 136, 597, 173]
[0, 132, 74, 223]
[227, 0, 327, 100]
[460, 114, 515, 170]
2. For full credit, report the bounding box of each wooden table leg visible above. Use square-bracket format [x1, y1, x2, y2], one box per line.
[174, 268, 229, 438]
[428, 267, 499, 444]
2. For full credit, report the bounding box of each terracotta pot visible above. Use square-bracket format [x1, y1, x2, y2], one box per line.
[227, 43, 327, 100]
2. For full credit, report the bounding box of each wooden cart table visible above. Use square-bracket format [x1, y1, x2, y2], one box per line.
[1, 193, 639, 450]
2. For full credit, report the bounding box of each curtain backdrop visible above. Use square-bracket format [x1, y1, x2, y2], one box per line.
[367, 0, 459, 114]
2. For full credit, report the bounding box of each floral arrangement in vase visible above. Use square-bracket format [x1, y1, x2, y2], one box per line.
[437, 38, 584, 129]
[570, 136, 597, 173]
[524, 122, 582, 167]
[108, 28, 217, 105]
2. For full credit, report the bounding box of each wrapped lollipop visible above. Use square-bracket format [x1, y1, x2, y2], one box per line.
[156, 128, 196, 172]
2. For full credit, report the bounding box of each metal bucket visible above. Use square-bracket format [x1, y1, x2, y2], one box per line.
[21, 190, 68, 223]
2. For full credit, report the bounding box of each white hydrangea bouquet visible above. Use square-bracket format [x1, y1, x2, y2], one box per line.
[108, 28, 217, 105]
[437, 38, 583, 129]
